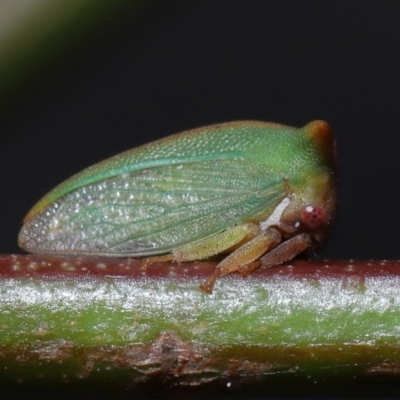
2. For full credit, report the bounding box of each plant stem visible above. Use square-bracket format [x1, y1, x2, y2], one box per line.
[1, 255, 400, 398]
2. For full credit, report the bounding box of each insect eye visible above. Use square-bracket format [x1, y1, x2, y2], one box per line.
[300, 204, 326, 230]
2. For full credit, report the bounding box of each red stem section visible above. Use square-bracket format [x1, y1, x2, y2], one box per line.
[1, 254, 399, 280]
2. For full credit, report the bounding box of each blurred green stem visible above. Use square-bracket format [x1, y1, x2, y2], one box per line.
[0, 0, 145, 111]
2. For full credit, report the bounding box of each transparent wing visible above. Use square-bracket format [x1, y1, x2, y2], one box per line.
[20, 160, 288, 255]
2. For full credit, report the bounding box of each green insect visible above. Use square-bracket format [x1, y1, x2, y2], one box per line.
[19, 120, 337, 292]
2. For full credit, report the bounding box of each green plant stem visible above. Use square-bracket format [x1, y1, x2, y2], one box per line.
[1, 255, 400, 398]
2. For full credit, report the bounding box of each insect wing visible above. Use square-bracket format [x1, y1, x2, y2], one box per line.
[19, 159, 287, 256]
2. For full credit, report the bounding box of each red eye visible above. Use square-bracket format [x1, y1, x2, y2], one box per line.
[301, 205, 326, 230]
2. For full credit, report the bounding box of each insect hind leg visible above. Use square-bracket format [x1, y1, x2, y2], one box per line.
[143, 223, 259, 266]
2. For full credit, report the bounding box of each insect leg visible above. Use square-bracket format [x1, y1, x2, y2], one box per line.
[200, 227, 282, 293]
[142, 253, 174, 266]
[237, 233, 313, 277]
[144, 223, 259, 266]
[174, 223, 260, 261]
[259, 233, 312, 267]
[234, 233, 312, 277]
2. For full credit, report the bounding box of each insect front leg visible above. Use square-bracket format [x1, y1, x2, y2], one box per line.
[259, 233, 312, 267]
[236, 233, 313, 278]
[200, 227, 282, 293]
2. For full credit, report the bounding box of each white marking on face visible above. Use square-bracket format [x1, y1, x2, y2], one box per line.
[260, 197, 290, 231]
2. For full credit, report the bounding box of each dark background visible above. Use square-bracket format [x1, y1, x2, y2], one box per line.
[1, 0, 399, 260]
